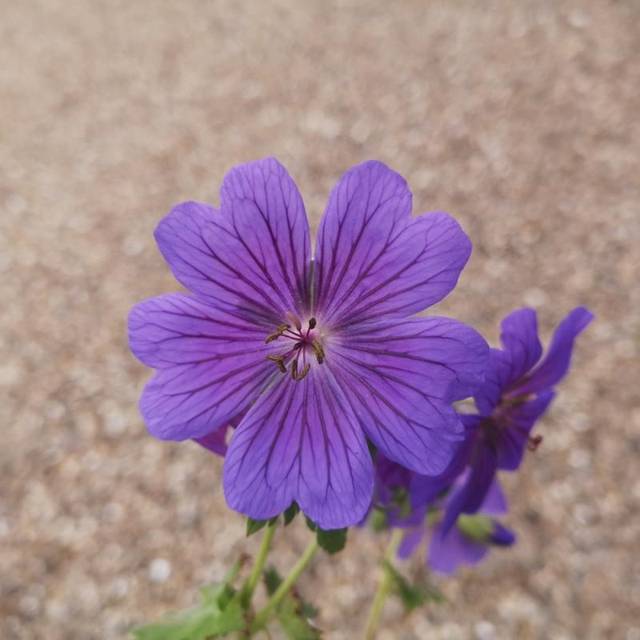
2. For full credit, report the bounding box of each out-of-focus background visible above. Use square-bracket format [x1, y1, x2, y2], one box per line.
[1, 1, 638, 638]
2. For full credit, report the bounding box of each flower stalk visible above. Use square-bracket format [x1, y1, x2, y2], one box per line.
[242, 519, 278, 608]
[250, 538, 319, 633]
[363, 528, 404, 640]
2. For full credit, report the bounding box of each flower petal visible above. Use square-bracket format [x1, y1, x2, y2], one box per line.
[515, 306, 594, 395]
[398, 525, 425, 560]
[441, 445, 498, 534]
[329, 317, 488, 476]
[194, 424, 230, 456]
[128, 294, 278, 440]
[496, 390, 555, 470]
[223, 368, 374, 529]
[499, 308, 543, 383]
[490, 522, 516, 547]
[428, 523, 487, 575]
[480, 478, 508, 516]
[314, 161, 471, 326]
[474, 349, 511, 415]
[155, 158, 311, 322]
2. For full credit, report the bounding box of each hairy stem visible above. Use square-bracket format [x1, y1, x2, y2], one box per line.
[363, 529, 404, 640]
[242, 520, 278, 608]
[250, 538, 319, 633]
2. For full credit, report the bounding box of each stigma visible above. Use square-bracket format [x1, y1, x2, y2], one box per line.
[264, 316, 325, 381]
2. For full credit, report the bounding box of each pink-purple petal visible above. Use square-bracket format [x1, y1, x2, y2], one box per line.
[223, 368, 374, 529]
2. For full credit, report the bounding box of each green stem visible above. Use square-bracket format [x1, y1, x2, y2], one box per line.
[363, 529, 404, 640]
[250, 538, 319, 633]
[241, 520, 277, 607]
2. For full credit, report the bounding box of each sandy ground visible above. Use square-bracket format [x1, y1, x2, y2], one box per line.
[1, 1, 639, 638]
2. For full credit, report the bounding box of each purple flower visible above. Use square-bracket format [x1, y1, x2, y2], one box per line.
[398, 478, 515, 575]
[128, 158, 488, 529]
[440, 307, 593, 532]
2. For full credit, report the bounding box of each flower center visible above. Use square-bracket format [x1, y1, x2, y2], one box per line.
[264, 315, 325, 381]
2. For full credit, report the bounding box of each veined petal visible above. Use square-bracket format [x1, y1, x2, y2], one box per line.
[223, 367, 373, 529]
[314, 161, 471, 326]
[515, 306, 594, 395]
[496, 390, 555, 470]
[155, 158, 311, 322]
[499, 308, 543, 383]
[128, 294, 278, 440]
[328, 317, 488, 476]
[474, 349, 511, 415]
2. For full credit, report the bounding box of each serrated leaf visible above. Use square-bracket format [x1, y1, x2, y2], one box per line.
[316, 527, 347, 555]
[278, 606, 321, 640]
[132, 560, 247, 639]
[283, 502, 300, 526]
[383, 561, 444, 612]
[262, 566, 321, 639]
[131, 595, 245, 640]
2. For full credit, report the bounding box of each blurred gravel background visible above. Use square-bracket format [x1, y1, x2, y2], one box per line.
[1, 1, 639, 638]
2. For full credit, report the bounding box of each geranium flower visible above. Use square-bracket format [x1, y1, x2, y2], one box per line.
[440, 306, 593, 532]
[128, 158, 487, 528]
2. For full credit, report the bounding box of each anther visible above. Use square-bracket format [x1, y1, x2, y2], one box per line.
[265, 323, 290, 344]
[308, 317, 317, 330]
[292, 363, 311, 381]
[311, 340, 325, 364]
[527, 435, 543, 452]
[267, 354, 287, 373]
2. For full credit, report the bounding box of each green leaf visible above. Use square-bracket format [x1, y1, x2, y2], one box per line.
[131, 595, 245, 640]
[283, 502, 300, 526]
[316, 527, 347, 555]
[246, 517, 268, 536]
[278, 603, 322, 640]
[263, 566, 283, 596]
[384, 561, 445, 612]
[304, 516, 317, 532]
[132, 560, 247, 639]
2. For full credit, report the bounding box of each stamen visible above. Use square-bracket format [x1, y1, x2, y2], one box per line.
[527, 435, 543, 452]
[267, 354, 287, 373]
[265, 323, 290, 344]
[311, 340, 325, 364]
[292, 363, 311, 381]
[308, 317, 317, 330]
